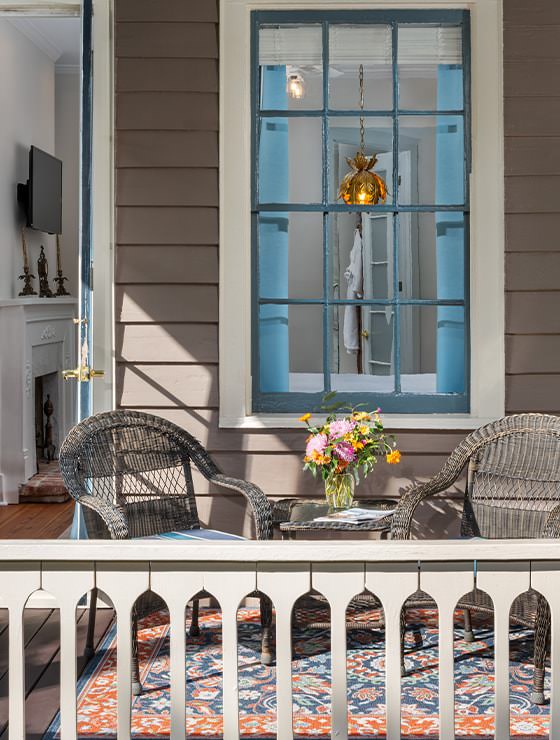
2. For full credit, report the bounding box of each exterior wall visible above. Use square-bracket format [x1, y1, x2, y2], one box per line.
[114, 0, 558, 537]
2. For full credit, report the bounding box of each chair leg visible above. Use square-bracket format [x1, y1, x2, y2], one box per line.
[132, 607, 142, 696]
[463, 608, 475, 643]
[188, 598, 200, 637]
[84, 587, 98, 659]
[531, 595, 550, 705]
[400, 608, 406, 676]
[260, 594, 274, 666]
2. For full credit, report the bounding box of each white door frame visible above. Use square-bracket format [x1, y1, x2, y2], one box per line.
[0, 0, 115, 414]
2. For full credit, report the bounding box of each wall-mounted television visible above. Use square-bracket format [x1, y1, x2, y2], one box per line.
[17, 146, 62, 235]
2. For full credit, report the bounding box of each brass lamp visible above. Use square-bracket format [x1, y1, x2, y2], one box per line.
[338, 65, 387, 206]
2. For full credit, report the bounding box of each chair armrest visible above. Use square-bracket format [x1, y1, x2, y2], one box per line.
[543, 504, 560, 538]
[208, 474, 273, 541]
[391, 448, 472, 540]
[78, 495, 129, 539]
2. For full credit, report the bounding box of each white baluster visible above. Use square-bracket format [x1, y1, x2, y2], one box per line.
[0, 563, 40, 740]
[420, 562, 475, 740]
[477, 561, 530, 740]
[150, 563, 205, 740]
[312, 563, 364, 740]
[96, 562, 150, 740]
[257, 563, 310, 740]
[530, 562, 560, 737]
[42, 562, 95, 740]
[366, 562, 418, 740]
[203, 564, 257, 740]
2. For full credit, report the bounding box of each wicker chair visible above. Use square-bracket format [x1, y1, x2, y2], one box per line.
[59, 410, 274, 695]
[391, 413, 560, 705]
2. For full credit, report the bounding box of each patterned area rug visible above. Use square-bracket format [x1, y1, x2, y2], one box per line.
[44, 605, 550, 739]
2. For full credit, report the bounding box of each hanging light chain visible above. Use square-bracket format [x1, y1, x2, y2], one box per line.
[359, 64, 365, 155]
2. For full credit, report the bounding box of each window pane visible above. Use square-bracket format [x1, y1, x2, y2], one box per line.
[398, 25, 463, 111]
[400, 305, 465, 394]
[329, 25, 393, 110]
[259, 25, 323, 109]
[329, 116, 393, 203]
[258, 117, 323, 204]
[331, 305, 395, 392]
[330, 212, 394, 300]
[399, 212, 465, 300]
[258, 212, 323, 299]
[258, 304, 324, 392]
[398, 115, 464, 205]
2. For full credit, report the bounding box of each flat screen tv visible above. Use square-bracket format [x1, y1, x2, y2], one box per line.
[17, 146, 62, 235]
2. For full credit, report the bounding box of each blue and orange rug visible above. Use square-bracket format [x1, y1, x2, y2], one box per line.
[44, 605, 550, 738]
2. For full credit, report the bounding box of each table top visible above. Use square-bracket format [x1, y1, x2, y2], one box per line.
[275, 498, 397, 533]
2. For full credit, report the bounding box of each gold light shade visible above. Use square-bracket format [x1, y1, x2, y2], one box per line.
[338, 152, 387, 205]
[287, 72, 305, 100]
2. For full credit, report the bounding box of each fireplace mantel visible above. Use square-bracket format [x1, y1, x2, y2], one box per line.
[0, 298, 77, 504]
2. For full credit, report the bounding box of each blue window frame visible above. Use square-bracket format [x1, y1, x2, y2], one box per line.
[251, 9, 471, 414]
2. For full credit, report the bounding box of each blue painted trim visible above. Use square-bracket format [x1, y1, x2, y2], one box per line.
[321, 21, 330, 392]
[259, 298, 465, 306]
[254, 391, 469, 414]
[256, 203, 469, 212]
[259, 109, 464, 117]
[256, 9, 466, 23]
[391, 21, 401, 395]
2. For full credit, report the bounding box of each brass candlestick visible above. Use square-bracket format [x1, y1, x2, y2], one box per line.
[18, 228, 37, 296]
[54, 236, 70, 296]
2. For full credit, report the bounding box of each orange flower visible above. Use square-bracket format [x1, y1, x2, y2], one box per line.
[299, 413, 311, 423]
[386, 450, 401, 465]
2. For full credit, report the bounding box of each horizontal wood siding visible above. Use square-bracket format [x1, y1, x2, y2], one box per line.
[114, 0, 557, 534]
[504, 0, 560, 414]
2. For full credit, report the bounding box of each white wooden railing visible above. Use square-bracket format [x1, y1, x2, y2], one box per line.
[1, 539, 560, 740]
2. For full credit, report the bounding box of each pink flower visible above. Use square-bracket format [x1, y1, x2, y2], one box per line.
[306, 433, 328, 458]
[328, 419, 356, 439]
[333, 441, 356, 463]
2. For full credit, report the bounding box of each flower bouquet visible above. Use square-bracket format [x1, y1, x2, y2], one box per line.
[300, 403, 400, 511]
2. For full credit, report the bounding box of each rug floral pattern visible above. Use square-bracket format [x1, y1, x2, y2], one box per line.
[44, 605, 550, 739]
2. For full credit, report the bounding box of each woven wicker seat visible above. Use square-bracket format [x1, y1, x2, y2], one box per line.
[391, 413, 560, 705]
[60, 410, 274, 695]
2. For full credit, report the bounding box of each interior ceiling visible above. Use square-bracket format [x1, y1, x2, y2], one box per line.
[7, 17, 81, 67]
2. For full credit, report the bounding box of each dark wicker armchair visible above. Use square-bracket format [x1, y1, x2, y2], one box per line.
[60, 410, 274, 695]
[391, 413, 560, 704]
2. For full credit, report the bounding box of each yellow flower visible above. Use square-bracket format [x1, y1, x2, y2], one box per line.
[386, 450, 401, 465]
[299, 413, 311, 423]
[359, 425, 371, 436]
[353, 411, 371, 421]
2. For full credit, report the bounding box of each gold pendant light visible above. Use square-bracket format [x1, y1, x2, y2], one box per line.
[338, 65, 387, 206]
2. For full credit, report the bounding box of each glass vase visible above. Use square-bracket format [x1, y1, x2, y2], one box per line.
[324, 472, 355, 511]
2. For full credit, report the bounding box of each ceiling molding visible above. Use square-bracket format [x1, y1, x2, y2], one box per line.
[55, 63, 79, 74]
[8, 17, 62, 61]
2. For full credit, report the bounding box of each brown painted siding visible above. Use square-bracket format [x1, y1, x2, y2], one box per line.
[114, 0, 559, 535]
[504, 0, 560, 415]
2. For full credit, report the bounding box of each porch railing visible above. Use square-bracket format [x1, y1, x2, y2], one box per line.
[1, 538, 560, 740]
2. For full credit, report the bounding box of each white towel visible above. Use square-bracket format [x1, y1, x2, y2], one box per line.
[343, 227, 363, 354]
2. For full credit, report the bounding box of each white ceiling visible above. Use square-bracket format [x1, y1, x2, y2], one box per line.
[8, 17, 81, 68]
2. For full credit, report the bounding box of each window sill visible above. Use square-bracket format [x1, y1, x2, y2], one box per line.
[219, 413, 498, 431]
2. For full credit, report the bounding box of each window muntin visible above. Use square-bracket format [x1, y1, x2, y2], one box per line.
[252, 10, 470, 413]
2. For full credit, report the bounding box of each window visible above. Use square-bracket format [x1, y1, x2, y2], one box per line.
[252, 10, 470, 414]
[220, 0, 504, 429]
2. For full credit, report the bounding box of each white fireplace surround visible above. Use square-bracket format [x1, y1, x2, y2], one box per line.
[0, 297, 77, 504]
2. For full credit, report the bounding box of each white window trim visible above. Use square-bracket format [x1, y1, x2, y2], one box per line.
[0, 0, 115, 415]
[219, 0, 504, 431]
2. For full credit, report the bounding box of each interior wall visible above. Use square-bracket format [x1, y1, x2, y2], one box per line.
[0, 20, 56, 300]
[55, 70, 80, 297]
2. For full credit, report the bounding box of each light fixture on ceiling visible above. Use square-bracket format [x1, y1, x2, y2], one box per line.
[286, 67, 305, 100]
[338, 65, 387, 206]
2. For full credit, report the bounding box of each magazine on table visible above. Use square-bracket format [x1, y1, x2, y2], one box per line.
[313, 507, 396, 524]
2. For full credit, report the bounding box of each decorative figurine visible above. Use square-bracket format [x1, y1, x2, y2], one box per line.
[54, 234, 70, 296]
[43, 394, 55, 462]
[18, 227, 37, 296]
[37, 245, 53, 298]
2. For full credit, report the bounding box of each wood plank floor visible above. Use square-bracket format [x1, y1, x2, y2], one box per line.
[0, 502, 74, 539]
